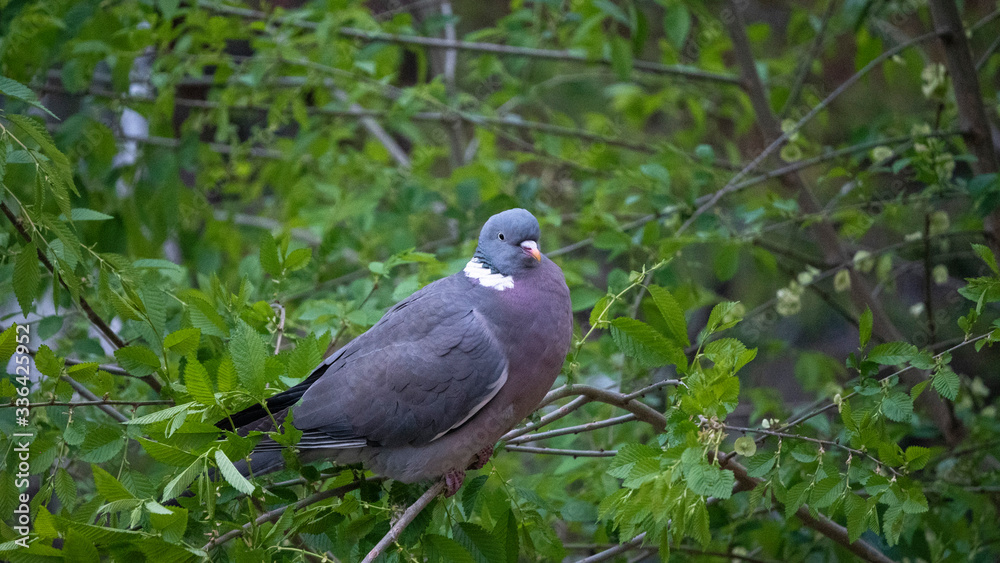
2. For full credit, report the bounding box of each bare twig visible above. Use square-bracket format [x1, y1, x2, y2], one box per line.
[361, 481, 444, 563]
[506, 414, 637, 444]
[332, 88, 411, 169]
[60, 376, 129, 423]
[5, 399, 173, 409]
[504, 445, 617, 457]
[576, 533, 647, 563]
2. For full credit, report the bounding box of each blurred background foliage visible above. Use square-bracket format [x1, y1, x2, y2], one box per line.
[4, 0, 1000, 561]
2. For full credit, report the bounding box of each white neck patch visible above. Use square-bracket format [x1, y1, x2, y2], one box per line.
[464, 258, 514, 291]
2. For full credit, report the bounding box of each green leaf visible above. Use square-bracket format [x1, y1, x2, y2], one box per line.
[972, 243, 1000, 275]
[461, 474, 488, 518]
[260, 233, 281, 276]
[905, 446, 931, 470]
[162, 458, 204, 502]
[114, 345, 161, 377]
[0, 76, 57, 118]
[745, 452, 777, 478]
[214, 449, 255, 495]
[284, 247, 312, 272]
[69, 208, 114, 221]
[867, 342, 918, 366]
[216, 355, 237, 392]
[92, 465, 135, 501]
[149, 505, 188, 544]
[455, 522, 505, 563]
[63, 529, 99, 563]
[609, 36, 632, 79]
[34, 344, 64, 377]
[287, 337, 322, 380]
[647, 285, 689, 346]
[79, 425, 125, 463]
[184, 357, 215, 405]
[663, 2, 691, 49]
[138, 438, 199, 467]
[589, 294, 613, 328]
[424, 534, 476, 563]
[492, 509, 519, 563]
[810, 477, 844, 508]
[164, 327, 201, 356]
[932, 368, 960, 400]
[54, 467, 78, 509]
[229, 319, 268, 395]
[881, 392, 914, 422]
[610, 317, 685, 368]
[127, 403, 191, 425]
[859, 307, 873, 348]
[13, 241, 40, 315]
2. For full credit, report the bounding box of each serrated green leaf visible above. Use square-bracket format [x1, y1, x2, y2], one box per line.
[92, 465, 135, 501]
[34, 344, 63, 377]
[216, 355, 237, 392]
[126, 403, 191, 425]
[904, 445, 931, 470]
[881, 392, 914, 422]
[972, 243, 1000, 275]
[424, 534, 476, 563]
[859, 307, 873, 348]
[745, 452, 777, 478]
[138, 438, 199, 467]
[456, 522, 505, 563]
[287, 337, 322, 380]
[214, 449, 254, 494]
[810, 477, 843, 508]
[68, 208, 114, 221]
[0, 76, 57, 118]
[932, 368, 960, 400]
[79, 425, 125, 463]
[260, 232, 281, 276]
[162, 458, 204, 502]
[610, 317, 684, 368]
[164, 327, 201, 356]
[114, 344, 161, 377]
[184, 357, 215, 405]
[229, 319, 268, 395]
[13, 241, 40, 315]
[867, 342, 918, 366]
[461, 474, 488, 518]
[54, 467, 78, 509]
[284, 247, 312, 272]
[648, 285, 689, 346]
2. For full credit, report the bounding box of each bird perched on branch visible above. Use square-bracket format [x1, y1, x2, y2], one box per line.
[219, 208, 573, 495]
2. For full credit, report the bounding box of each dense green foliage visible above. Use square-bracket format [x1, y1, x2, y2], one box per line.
[4, 0, 1000, 561]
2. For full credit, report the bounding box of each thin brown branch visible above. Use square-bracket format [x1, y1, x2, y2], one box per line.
[202, 477, 381, 553]
[504, 445, 617, 457]
[576, 533, 647, 563]
[60, 376, 129, 423]
[502, 395, 590, 442]
[4, 399, 173, 409]
[361, 481, 444, 563]
[716, 456, 894, 563]
[506, 413, 637, 444]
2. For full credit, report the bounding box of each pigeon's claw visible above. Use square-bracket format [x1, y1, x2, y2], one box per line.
[444, 469, 465, 497]
[469, 444, 494, 470]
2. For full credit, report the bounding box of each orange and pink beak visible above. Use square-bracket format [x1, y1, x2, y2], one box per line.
[520, 240, 541, 261]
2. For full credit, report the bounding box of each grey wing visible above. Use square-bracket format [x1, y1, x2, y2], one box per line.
[289, 298, 508, 449]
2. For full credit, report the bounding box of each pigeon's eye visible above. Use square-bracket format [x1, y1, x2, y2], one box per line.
[497, 233, 505, 241]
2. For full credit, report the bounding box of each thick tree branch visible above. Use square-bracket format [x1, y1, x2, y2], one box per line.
[926, 0, 1000, 258]
[361, 481, 444, 563]
[576, 532, 647, 563]
[506, 413, 637, 444]
[60, 376, 129, 423]
[5, 399, 173, 409]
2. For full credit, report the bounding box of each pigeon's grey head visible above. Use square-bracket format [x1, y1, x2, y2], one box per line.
[474, 208, 543, 275]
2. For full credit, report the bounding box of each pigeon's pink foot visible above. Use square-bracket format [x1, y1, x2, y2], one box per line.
[444, 469, 465, 497]
[470, 444, 494, 470]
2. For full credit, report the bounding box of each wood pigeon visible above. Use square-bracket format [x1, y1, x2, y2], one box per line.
[219, 208, 573, 495]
